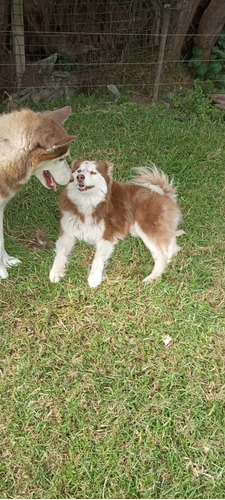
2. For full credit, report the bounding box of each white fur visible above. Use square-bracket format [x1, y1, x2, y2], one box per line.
[62, 210, 105, 245]
[88, 239, 115, 288]
[67, 183, 107, 215]
[137, 182, 164, 196]
[0, 202, 8, 278]
[50, 209, 106, 283]
[49, 231, 75, 283]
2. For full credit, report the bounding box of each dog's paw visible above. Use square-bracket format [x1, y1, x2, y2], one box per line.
[49, 268, 65, 283]
[4, 255, 22, 268]
[88, 272, 102, 288]
[0, 265, 9, 279]
[142, 275, 152, 283]
[142, 274, 161, 283]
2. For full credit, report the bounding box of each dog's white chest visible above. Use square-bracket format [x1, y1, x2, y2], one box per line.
[61, 211, 105, 245]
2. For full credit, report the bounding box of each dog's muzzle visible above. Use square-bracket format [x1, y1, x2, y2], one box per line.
[76, 172, 94, 192]
[77, 173, 85, 183]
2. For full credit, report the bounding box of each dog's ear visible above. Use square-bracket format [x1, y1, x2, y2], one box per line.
[44, 106, 73, 124]
[46, 135, 77, 154]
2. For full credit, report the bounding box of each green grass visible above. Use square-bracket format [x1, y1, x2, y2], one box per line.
[0, 90, 225, 499]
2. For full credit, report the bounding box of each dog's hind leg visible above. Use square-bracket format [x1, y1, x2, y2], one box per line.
[167, 230, 185, 262]
[88, 239, 115, 288]
[49, 232, 76, 283]
[142, 245, 168, 282]
[134, 223, 168, 282]
[166, 236, 181, 262]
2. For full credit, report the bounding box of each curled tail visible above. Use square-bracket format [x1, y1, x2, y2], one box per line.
[131, 164, 178, 202]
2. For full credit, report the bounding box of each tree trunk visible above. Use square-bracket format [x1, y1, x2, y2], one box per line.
[194, 0, 225, 61]
[165, 0, 202, 65]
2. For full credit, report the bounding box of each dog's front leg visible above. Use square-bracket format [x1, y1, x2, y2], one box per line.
[49, 231, 76, 283]
[0, 203, 22, 279]
[0, 203, 8, 279]
[88, 239, 115, 288]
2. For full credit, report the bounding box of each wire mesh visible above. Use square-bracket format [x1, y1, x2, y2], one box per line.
[0, 0, 224, 101]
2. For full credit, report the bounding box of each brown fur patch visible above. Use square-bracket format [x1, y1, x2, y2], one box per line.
[31, 144, 70, 168]
[0, 157, 28, 197]
[72, 159, 82, 172]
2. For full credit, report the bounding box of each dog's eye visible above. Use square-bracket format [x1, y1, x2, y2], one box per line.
[77, 169, 81, 173]
[59, 158, 64, 162]
[91, 171, 97, 175]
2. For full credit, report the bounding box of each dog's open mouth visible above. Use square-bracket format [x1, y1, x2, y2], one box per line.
[43, 171, 57, 192]
[78, 184, 94, 192]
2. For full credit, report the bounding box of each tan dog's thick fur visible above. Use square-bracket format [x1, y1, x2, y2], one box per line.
[0, 106, 76, 278]
[50, 160, 183, 287]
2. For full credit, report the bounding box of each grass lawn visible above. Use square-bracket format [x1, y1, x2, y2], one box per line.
[0, 89, 225, 499]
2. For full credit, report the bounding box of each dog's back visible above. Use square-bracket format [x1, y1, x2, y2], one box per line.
[102, 173, 180, 243]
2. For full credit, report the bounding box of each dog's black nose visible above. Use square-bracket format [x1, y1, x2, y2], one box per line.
[77, 173, 85, 183]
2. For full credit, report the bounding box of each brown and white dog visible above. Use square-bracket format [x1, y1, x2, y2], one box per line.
[0, 106, 76, 279]
[49, 160, 183, 287]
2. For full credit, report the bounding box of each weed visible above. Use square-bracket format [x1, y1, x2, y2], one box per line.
[172, 80, 224, 120]
[189, 28, 225, 88]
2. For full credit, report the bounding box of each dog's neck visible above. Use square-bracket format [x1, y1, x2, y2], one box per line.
[66, 183, 108, 216]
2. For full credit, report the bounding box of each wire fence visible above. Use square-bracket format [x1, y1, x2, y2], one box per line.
[0, 0, 224, 104]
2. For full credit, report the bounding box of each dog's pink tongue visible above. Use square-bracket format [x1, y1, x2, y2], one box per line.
[49, 174, 57, 192]
[43, 171, 57, 191]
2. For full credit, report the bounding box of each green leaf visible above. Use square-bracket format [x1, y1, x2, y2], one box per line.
[192, 45, 203, 57]
[195, 64, 208, 78]
[217, 36, 225, 49]
[208, 62, 223, 75]
[188, 58, 201, 68]
[217, 73, 225, 88]
[211, 47, 225, 59]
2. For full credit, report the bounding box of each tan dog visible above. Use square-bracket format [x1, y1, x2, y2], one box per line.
[50, 160, 183, 287]
[0, 106, 76, 279]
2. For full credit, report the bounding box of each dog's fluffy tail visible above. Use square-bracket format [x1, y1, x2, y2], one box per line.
[131, 165, 178, 202]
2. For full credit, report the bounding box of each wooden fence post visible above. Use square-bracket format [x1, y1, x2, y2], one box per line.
[11, 0, 25, 89]
[153, 3, 171, 102]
